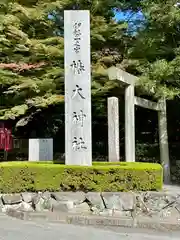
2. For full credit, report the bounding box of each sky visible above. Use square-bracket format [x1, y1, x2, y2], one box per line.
[115, 10, 144, 21]
[114, 10, 145, 34]
[48, 9, 145, 35]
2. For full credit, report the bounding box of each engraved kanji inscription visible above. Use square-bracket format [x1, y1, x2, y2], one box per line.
[79, 137, 87, 150]
[74, 41, 81, 54]
[72, 85, 85, 99]
[73, 22, 82, 53]
[70, 60, 85, 75]
[72, 137, 87, 151]
[72, 110, 86, 127]
[72, 137, 78, 151]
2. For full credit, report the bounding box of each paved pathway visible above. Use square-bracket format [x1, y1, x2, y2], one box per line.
[0, 214, 180, 240]
[2, 184, 180, 239]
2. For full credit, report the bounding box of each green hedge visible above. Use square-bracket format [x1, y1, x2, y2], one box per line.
[0, 161, 163, 193]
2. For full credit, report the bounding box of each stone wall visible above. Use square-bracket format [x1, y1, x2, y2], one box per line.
[1, 190, 180, 222]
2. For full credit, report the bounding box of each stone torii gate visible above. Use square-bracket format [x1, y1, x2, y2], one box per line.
[107, 66, 170, 183]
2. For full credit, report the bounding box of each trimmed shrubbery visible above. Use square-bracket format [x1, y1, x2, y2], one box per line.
[0, 161, 163, 193]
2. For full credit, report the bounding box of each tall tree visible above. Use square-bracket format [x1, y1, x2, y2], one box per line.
[126, 0, 180, 99]
[0, 0, 129, 137]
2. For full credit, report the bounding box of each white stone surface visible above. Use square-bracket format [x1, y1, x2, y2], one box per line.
[64, 10, 92, 166]
[134, 96, 160, 111]
[158, 98, 170, 183]
[125, 85, 135, 162]
[107, 66, 137, 85]
[108, 97, 120, 162]
[28, 138, 53, 161]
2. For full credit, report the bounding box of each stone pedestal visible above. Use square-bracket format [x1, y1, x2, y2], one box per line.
[28, 138, 53, 161]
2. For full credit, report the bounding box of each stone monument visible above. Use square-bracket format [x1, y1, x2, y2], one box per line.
[28, 138, 53, 161]
[64, 10, 92, 166]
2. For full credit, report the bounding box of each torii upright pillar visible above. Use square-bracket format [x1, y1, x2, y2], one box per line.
[125, 85, 135, 162]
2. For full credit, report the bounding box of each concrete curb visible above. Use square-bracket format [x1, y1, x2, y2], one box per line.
[5, 209, 180, 232]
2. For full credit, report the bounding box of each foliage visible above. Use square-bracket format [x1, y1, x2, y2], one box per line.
[1, 0, 180, 162]
[0, 0, 129, 132]
[0, 161, 163, 193]
[126, 0, 180, 99]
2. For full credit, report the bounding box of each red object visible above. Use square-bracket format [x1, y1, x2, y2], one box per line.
[0, 128, 5, 150]
[0, 127, 13, 151]
[5, 129, 13, 151]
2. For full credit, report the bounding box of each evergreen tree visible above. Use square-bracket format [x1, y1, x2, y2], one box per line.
[126, 0, 180, 99]
[0, 0, 128, 136]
